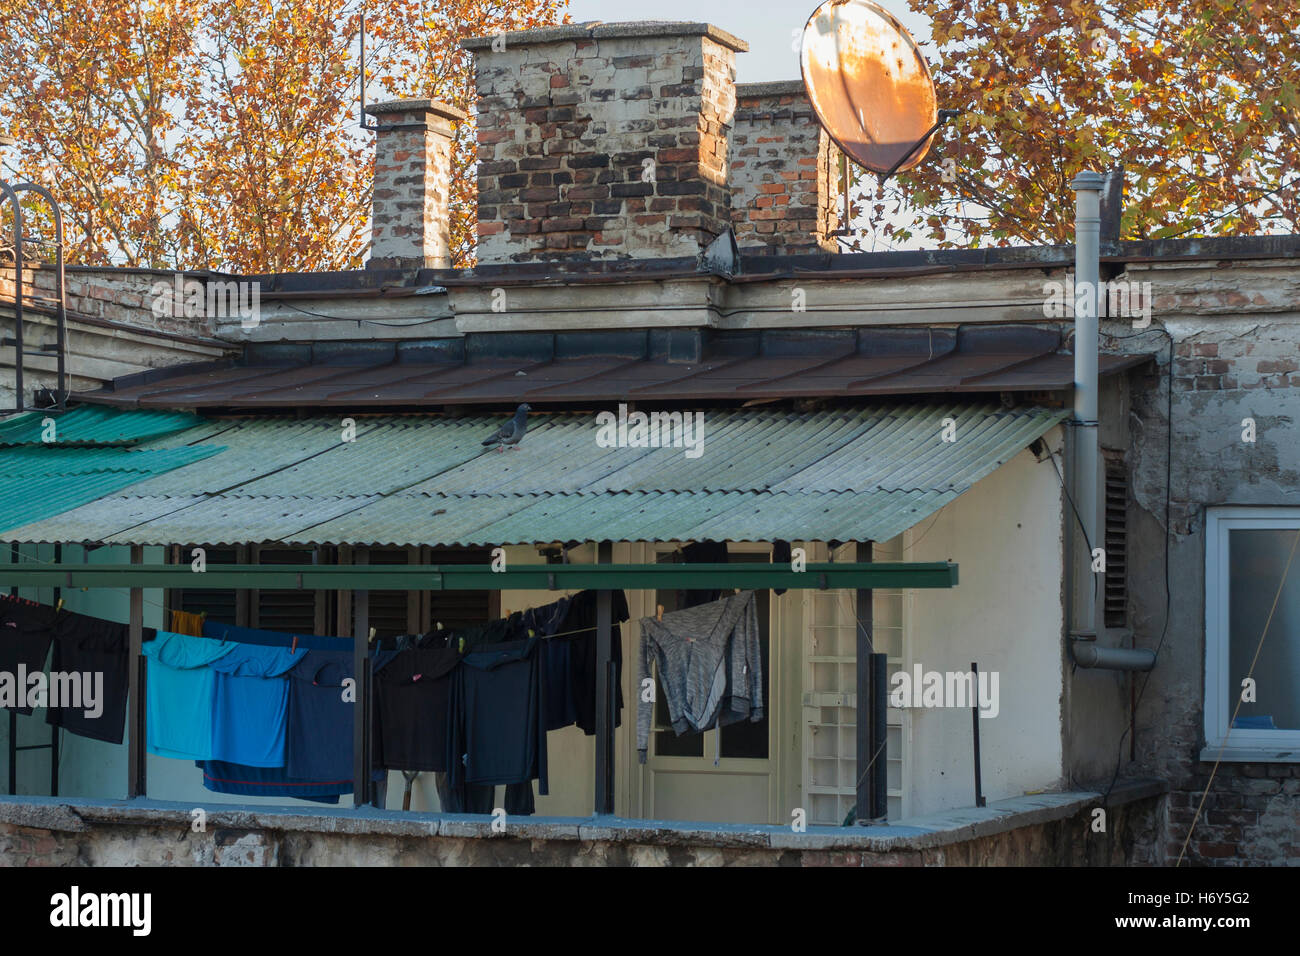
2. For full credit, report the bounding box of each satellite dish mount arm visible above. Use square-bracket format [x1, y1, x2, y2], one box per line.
[880, 108, 963, 184]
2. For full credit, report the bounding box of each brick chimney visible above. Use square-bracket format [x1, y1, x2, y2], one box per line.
[464, 22, 747, 263]
[366, 98, 468, 270]
[730, 81, 841, 254]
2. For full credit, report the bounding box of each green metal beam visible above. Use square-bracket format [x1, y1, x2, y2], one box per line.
[0, 561, 958, 591]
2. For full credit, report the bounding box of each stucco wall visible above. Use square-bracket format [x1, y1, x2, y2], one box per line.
[904, 435, 1069, 815]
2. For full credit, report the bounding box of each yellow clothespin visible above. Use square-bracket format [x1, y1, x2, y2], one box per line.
[656, 604, 664, 622]
[56, 597, 64, 612]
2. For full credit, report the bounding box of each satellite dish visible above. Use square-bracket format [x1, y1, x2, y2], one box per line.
[800, 0, 939, 177]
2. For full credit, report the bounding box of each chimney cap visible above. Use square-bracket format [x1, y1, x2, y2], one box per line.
[364, 98, 468, 123]
[463, 20, 748, 53]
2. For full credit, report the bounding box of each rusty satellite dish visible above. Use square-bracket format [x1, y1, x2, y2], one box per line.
[800, 0, 940, 177]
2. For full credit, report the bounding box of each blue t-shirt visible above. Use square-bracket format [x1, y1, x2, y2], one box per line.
[286, 650, 354, 782]
[209, 643, 305, 768]
[142, 632, 234, 761]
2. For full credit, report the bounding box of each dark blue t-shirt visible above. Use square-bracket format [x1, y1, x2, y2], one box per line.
[286, 650, 354, 782]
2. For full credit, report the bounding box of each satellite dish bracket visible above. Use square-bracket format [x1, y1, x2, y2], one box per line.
[879, 108, 963, 184]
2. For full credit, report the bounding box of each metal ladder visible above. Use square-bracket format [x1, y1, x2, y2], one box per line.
[1, 179, 68, 413]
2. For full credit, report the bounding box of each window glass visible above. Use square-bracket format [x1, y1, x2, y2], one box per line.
[1228, 528, 1300, 730]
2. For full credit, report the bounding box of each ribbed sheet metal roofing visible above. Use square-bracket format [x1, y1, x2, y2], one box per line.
[0, 403, 1065, 547]
[0, 406, 203, 446]
[0, 445, 225, 533]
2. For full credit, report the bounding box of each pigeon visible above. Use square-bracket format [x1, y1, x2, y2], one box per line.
[481, 403, 531, 452]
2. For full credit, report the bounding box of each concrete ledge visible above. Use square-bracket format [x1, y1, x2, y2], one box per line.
[364, 99, 468, 123]
[464, 21, 749, 54]
[0, 779, 1164, 851]
[736, 81, 808, 99]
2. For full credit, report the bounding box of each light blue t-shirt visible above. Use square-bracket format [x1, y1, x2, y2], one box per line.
[143, 632, 235, 761]
[209, 643, 306, 768]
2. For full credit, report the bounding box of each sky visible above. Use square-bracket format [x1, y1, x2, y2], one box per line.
[564, 0, 933, 84]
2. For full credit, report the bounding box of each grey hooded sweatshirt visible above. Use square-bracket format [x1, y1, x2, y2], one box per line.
[637, 591, 763, 764]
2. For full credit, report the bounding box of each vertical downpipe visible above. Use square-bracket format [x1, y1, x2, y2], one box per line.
[1071, 171, 1104, 642]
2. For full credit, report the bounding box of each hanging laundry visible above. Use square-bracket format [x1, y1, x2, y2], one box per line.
[46, 611, 130, 745]
[168, 609, 205, 637]
[203, 621, 351, 653]
[447, 636, 548, 796]
[142, 632, 234, 761]
[0, 598, 57, 715]
[565, 589, 629, 736]
[285, 649, 356, 782]
[636, 590, 763, 764]
[372, 645, 461, 772]
[678, 540, 729, 608]
[197, 759, 348, 804]
[208, 643, 305, 768]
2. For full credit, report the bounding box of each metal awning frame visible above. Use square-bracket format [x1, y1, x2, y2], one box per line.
[0, 560, 958, 591]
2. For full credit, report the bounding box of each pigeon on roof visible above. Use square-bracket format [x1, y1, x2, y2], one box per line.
[481, 403, 531, 452]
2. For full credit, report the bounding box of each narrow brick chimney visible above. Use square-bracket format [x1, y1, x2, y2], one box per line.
[730, 81, 841, 254]
[464, 22, 747, 264]
[366, 98, 467, 270]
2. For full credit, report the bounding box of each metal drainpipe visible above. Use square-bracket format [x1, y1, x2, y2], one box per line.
[1070, 170, 1103, 648]
[1069, 170, 1155, 672]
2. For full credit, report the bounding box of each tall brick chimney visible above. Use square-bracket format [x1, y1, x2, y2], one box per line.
[366, 98, 467, 270]
[463, 22, 747, 264]
[730, 81, 841, 254]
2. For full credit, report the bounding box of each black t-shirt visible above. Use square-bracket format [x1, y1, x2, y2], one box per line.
[0, 600, 57, 715]
[566, 590, 629, 736]
[46, 611, 129, 744]
[373, 646, 461, 772]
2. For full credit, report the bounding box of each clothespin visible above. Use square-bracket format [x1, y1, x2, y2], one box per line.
[656, 604, 664, 622]
[368, 627, 377, 644]
[56, 597, 64, 612]
[436, 621, 443, 631]
[200, 610, 207, 622]
[458, 636, 465, 653]
[290, 636, 298, 654]
[528, 628, 535, 638]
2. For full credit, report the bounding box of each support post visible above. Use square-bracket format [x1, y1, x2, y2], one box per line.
[855, 541, 874, 824]
[871, 652, 887, 820]
[594, 541, 614, 815]
[127, 544, 145, 798]
[352, 550, 370, 808]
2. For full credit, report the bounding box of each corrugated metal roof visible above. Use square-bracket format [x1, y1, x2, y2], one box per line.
[0, 445, 225, 532]
[0, 403, 1064, 546]
[0, 406, 203, 446]
[74, 325, 1153, 410]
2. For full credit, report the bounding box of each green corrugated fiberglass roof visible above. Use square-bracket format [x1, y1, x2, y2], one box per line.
[0, 402, 1066, 547]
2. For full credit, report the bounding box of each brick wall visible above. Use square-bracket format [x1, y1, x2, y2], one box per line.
[731, 82, 840, 254]
[1165, 765, 1300, 865]
[465, 23, 747, 263]
[366, 99, 466, 270]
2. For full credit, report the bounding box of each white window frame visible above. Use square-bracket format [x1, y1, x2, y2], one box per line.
[1203, 506, 1300, 761]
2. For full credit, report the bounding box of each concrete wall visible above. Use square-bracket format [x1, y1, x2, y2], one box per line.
[904, 435, 1070, 815]
[0, 265, 232, 411]
[1117, 258, 1300, 865]
[0, 782, 1164, 866]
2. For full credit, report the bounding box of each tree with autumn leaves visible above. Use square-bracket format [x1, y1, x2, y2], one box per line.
[1, 0, 1297, 268]
[0, 0, 566, 271]
[877, 0, 1300, 248]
